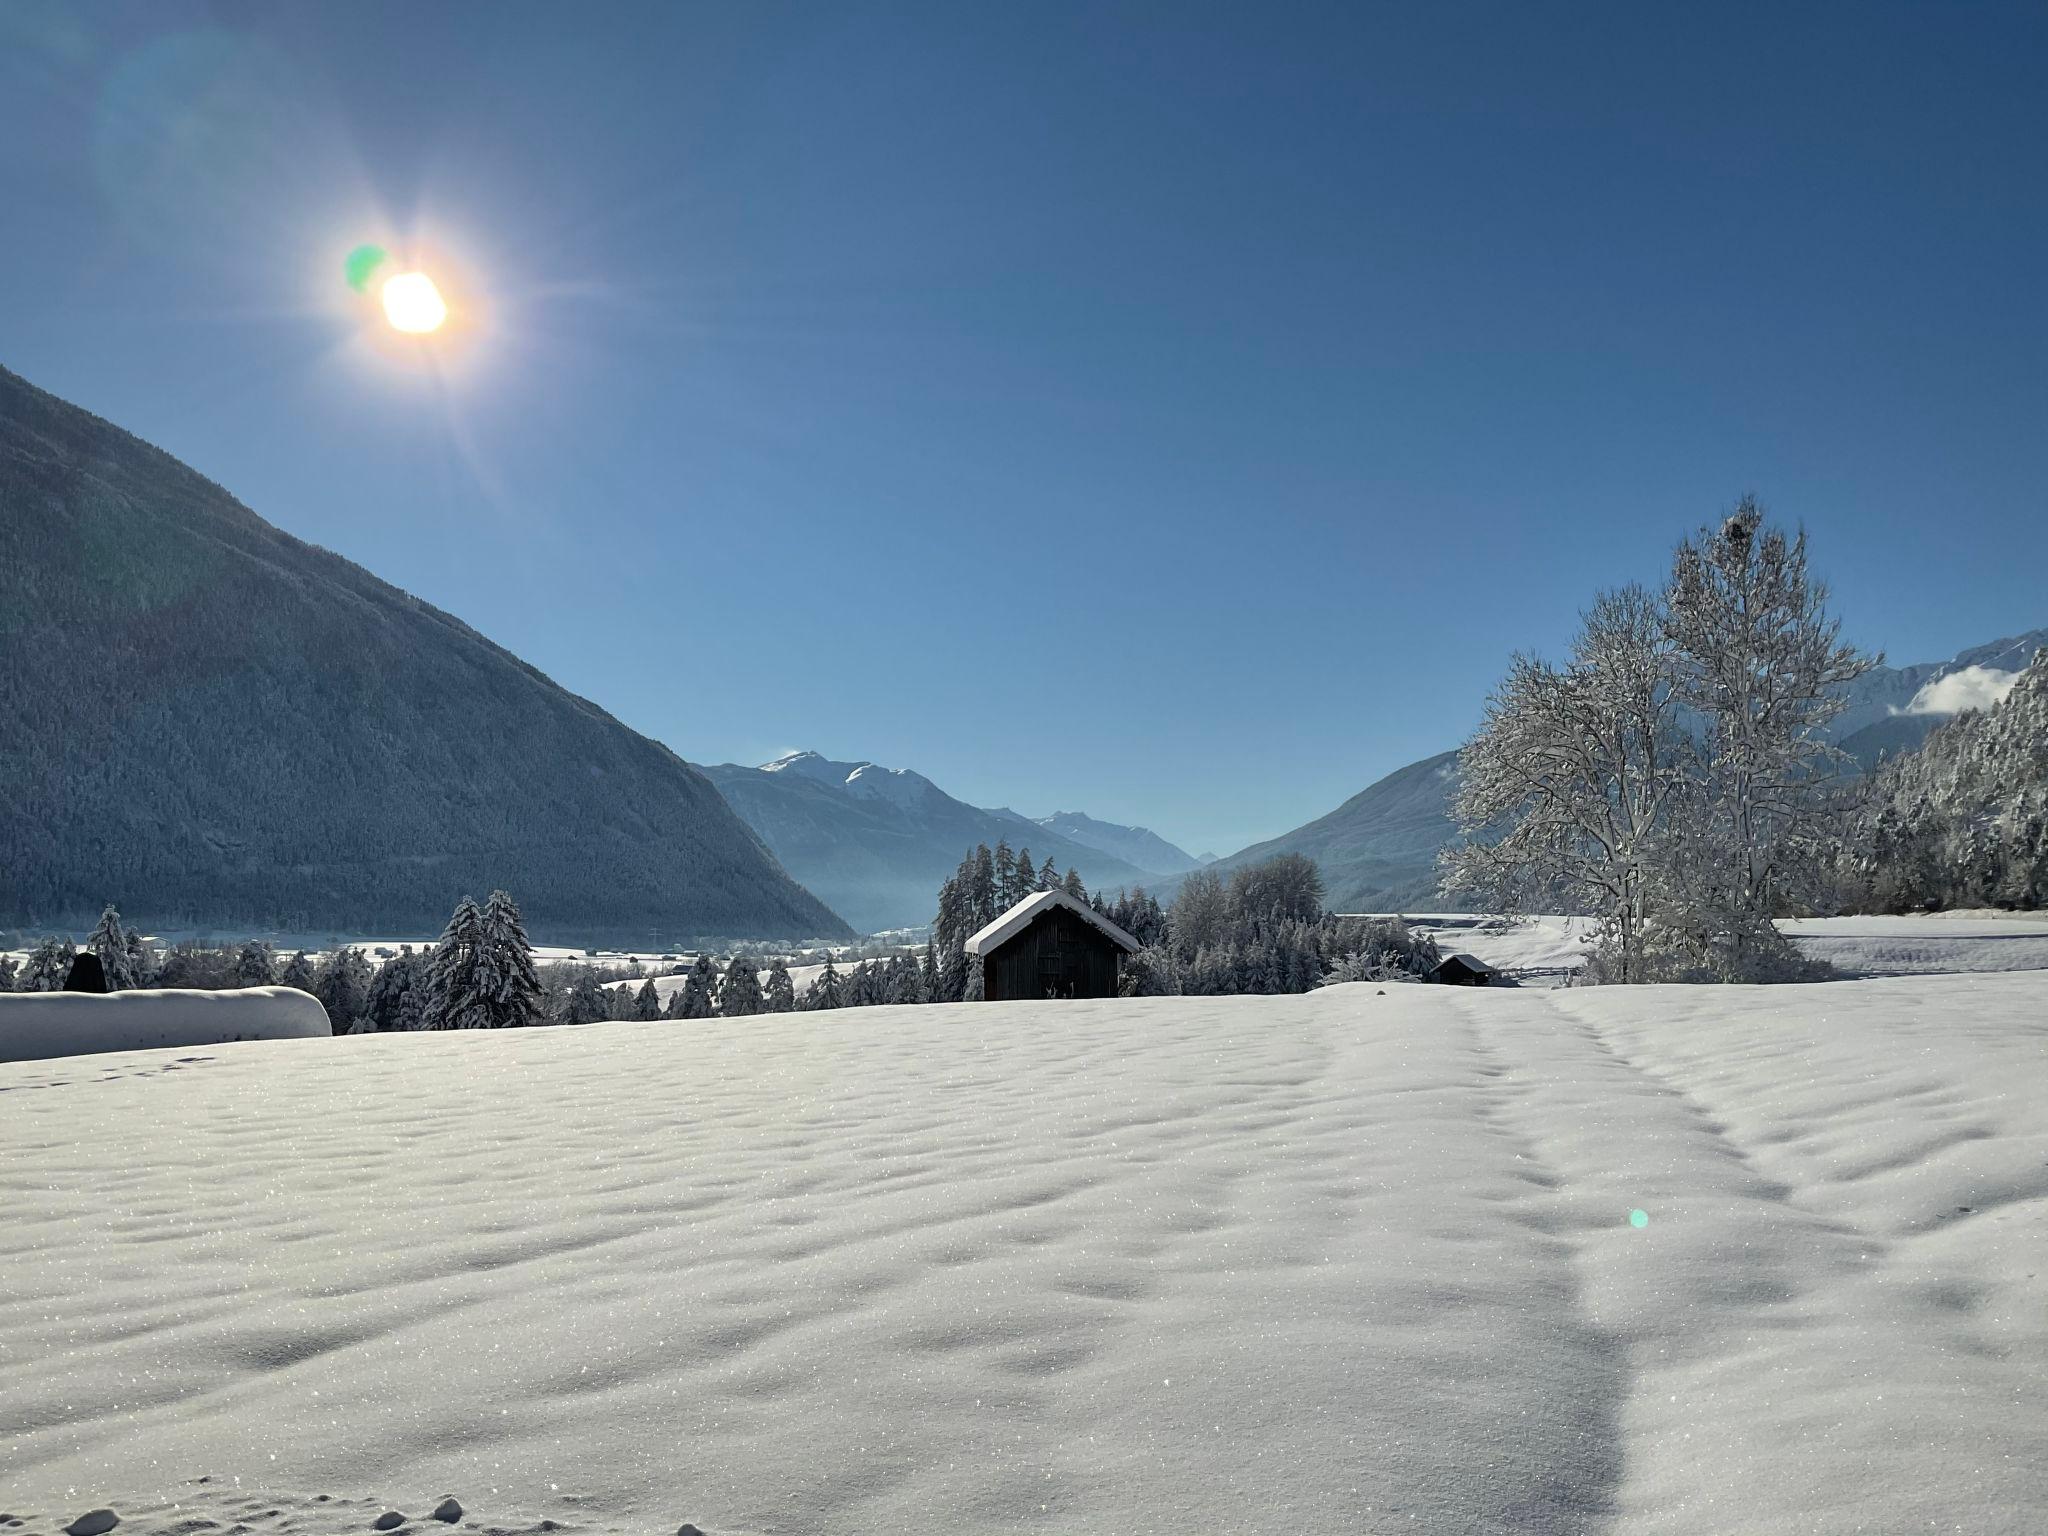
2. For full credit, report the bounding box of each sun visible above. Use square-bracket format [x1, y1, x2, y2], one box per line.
[381, 271, 448, 334]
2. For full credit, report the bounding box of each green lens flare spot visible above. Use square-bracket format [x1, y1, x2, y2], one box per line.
[1629, 1208, 1649, 1229]
[344, 243, 389, 295]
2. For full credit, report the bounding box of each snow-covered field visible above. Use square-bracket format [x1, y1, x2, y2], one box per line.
[1398, 911, 2048, 981]
[3, 978, 2044, 1534]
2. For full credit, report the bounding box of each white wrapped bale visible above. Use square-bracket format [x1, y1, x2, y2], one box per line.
[0, 986, 332, 1063]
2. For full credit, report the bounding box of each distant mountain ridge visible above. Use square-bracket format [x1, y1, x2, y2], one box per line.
[704, 753, 1181, 933]
[1196, 627, 2048, 913]
[1030, 810, 1205, 875]
[0, 364, 850, 945]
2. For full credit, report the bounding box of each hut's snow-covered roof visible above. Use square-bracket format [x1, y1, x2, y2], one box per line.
[1437, 952, 1499, 975]
[964, 890, 1142, 957]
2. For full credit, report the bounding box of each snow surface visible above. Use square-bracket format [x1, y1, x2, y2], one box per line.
[601, 964, 840, 1002]
[1389, 912, 2048, 981]
[0, 986, 331, 1063]
[3, 978, 2044, 1533]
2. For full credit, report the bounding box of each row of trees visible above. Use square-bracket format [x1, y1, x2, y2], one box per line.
[921, 841, 1440, 1001]
[1117, 856, 1440, 996]
[1444, 500, 1870, 983]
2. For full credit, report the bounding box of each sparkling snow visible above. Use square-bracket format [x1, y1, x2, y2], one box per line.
[3, 978, 2044, 1533]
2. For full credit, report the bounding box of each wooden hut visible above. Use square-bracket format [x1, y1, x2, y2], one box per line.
[964, 890, 1141, 1001]
[1432, 952, 1499, 986]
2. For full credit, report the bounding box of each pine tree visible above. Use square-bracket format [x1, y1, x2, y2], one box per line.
[125, 928, 154, 988]
[809, 956, 844, 1010]
[719, 957, 764, 1016]
[679, 954, 717, 1019]
[993, 837, 1016, 909]
[1062, 868, 1086, 900]
[421, 896, 489, 1029]
[920, 938, 940, 1002]
[632, 976, 662, 1020]
[281, 950, 316, 993]
[20, 938, 75, 992]
[0, 955, 15, 992]
[1010, 847, 1035, 909]
[969, 845, 998, 929]
[233, 940, 278, 988]
[365, 950, 418, 1031]
[481, 890, 544, 1028]
[563, 966, 609, 1024]
[313, 947, 373, 1031]
[88, 905, 134, 990]
[933, 872, 969, 1002]
[1039, 855, 1060, 892]
[764, 959, 796, 1013]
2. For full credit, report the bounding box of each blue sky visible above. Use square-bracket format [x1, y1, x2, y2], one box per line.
[4, 2, 2045, 857]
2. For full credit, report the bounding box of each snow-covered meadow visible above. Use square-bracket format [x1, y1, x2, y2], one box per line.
[1398, 910, 2048, 982]
[3, 976, 2044, 1534]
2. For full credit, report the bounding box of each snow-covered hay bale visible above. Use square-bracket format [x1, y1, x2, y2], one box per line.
[0, 985, 331, 1063]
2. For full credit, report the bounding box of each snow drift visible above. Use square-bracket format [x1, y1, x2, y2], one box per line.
[0, 985, 331, 1063]
[1, 977, 2042, 1533]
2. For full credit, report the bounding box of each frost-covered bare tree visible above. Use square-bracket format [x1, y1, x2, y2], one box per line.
[1444, 586, 1684, 981]
[1659, 500, 1874, 976]
[1447, 501, 1872, 983]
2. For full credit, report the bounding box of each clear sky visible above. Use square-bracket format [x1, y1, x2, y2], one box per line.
[5, 2, 2045, 857]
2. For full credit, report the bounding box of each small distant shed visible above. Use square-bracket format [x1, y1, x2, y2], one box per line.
[964, 890, 1141, 1002]
[1432, 953, 1499, 986]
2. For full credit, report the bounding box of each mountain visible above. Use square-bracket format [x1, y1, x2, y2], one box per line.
[704, 753, 1166, 933]
[1829, 630, 2048, 742]
[0, 364, 850, 945]
[1199, 752, 1464, 913]
[1032, 810, 1204, 875]
[1197, 628, 2048, 915]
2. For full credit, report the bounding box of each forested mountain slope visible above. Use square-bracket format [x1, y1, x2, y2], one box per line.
[0, 364, 849, 944]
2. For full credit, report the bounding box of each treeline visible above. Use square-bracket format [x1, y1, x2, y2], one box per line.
[926, 840, 1440, 999]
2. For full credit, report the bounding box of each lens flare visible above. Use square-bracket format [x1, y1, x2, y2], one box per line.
[381, 271, 448, 334]
[344, 243, 388, 295]
[1629, 1208, 1649, 1229]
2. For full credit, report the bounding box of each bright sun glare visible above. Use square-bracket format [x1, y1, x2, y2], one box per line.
[381, 271, 448, 334]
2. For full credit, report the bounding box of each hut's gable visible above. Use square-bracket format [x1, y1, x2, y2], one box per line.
[965, 890, 1139, 1002]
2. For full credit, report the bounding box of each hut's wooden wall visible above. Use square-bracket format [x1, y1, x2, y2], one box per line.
[983, 906, 1123, 1001]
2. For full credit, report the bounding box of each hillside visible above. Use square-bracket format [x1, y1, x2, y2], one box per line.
[5, 975, 2043, 1531]
[0, 364, 850, 944]
[703, 752, 1162, 933]
[1202, 750, 1464, 911]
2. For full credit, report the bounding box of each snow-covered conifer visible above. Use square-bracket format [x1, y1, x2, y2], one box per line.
[421, 897, 489, 1029]
[88, 905, 134, 990]
[679, 954, 717, 1019]
[719, 957, 763, 1016]
[480, 890, 544, 1028]
[233, 940, 278, 988]
[764, 959, 796, 1013]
